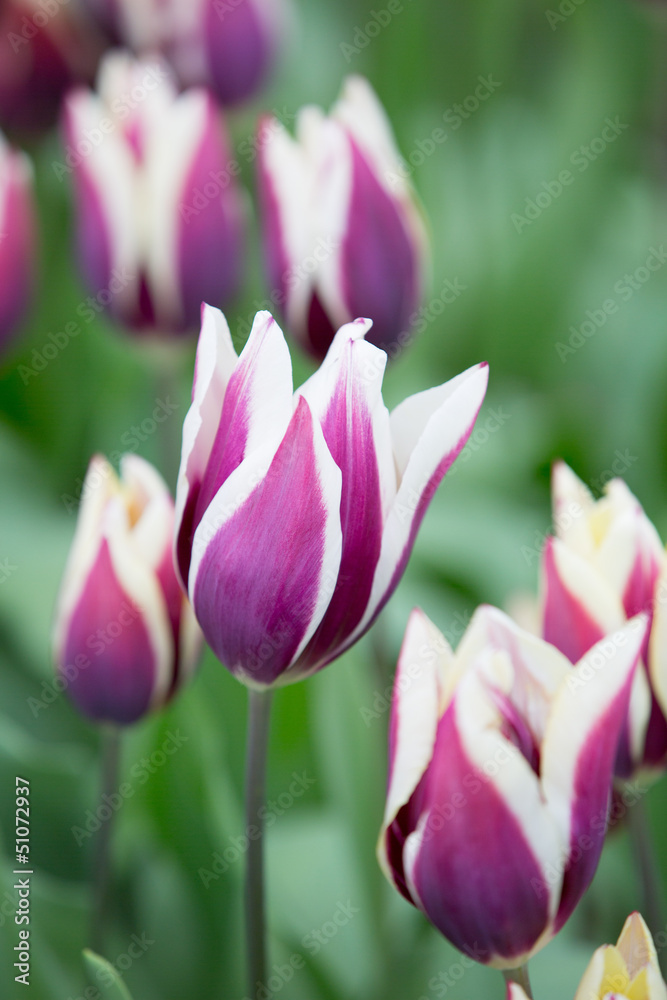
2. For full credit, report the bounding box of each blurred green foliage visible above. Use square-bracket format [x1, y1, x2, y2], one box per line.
[2, 1, 667, 998]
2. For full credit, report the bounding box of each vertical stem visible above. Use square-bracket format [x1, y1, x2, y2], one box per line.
[502, 964, 533, 998]
[627, 793, 666, 952]
[91, 726, 122, 953]
[244, 688, 273, 999]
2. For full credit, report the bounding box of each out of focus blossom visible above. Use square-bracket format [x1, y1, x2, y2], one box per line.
[541, 462, 667, 779]
[257, 75, 429, 358]
[62, 51, 244, 336]
[0, 0, 107, 133]
[0, 130, 35, 355]
[83, 0, 284, 105]
[53, 454, 201, 725]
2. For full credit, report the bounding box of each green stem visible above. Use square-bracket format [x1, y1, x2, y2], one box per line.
[244, 688, 273, 999]
[91, 726, 122, 953]
[502, 964, 533, 998]
[627, 793, 666, 954]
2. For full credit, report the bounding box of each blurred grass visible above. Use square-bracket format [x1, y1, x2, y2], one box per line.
[2, 1, 667, 997]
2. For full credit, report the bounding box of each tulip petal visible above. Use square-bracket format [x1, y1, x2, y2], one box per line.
[551, 461, 596, 558]
[378, 609, 452, 892]
[60, 538, 158, 724]
[0, 147, 34, 350]
[190, 396, 342, 686]
[296, 321, 395, 671]
[192, 310, 293, 529]
[541, 616, 646, 931]
[174, 92, 244, 326]
[335, 140, 419, 352]
[541, 537, 624, 663]
[203, 0, 275, 105]
[174, 305, 239, 588]
[257, 115, 315, 337]
[405, 669, 561, 967]
[347, 362, 489, 648]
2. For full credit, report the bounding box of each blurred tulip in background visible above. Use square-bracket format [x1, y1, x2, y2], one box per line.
[62, 51, 245, 336]
[53, 453, 201, 725]
[257, 75, 429, 358]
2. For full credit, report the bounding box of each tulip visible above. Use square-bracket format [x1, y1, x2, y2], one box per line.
[62, 51, 244, 336]
[378, 605, 646, 969]
[257, 75, 429, 358]
[83, 0, 283, 105]
[574, 912, 667, 1000]
[541, 462, 667, 777]
[0, 131, 35, 355]
[53, 454, 201, 725]
[174, 306, 487, 688]
[0, 0, 107, 133]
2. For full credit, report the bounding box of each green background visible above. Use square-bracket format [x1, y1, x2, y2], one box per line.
[1, 0, 667, 997]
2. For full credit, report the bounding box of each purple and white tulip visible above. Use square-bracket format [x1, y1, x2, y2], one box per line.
[378, 605, 646, 969]
[541, 462, 667, 778]
[257, 75, 429, 358]
[0, 132, 34, 355]
[63, 51, 244, 336]
[0, 0, 107, 134]
[83, 0, 283, 106]
[174, 306, 487, 688]
[53, 454, 202, 725]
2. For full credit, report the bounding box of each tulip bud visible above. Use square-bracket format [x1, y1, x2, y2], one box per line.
[574, 912, 667, 1000]
[541, 462, 667, 778]
[378, 605, 646, 968]
[62, 51, 245, 336]
[83, 0, 284, 105]
[0, 0, 107, 134]
[174, 306, 487, 687]
[257, 75, 429, 358]
[0, 132, 35, 356]
[53, 454, 202, 725]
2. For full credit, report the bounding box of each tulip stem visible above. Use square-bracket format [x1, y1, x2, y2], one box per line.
[91, 725, 122, 953]
[502, 964, 533, 998]
[627, 792, 666, 957]
[244, 688, 273, 998]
